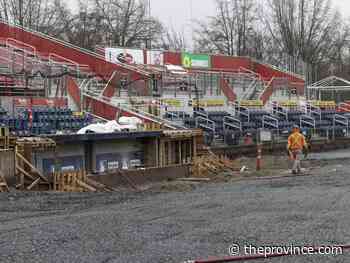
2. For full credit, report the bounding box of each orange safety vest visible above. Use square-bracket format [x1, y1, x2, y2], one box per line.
[288, 132, 307, 151]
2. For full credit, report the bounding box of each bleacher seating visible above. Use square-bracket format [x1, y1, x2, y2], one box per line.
[0, 107, 92, 136]
[167, 103, 350, 145]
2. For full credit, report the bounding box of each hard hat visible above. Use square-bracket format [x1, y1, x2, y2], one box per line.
[292, 124, 300, 129]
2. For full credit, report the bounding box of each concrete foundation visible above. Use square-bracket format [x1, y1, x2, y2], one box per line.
[90, 165, 190, 188]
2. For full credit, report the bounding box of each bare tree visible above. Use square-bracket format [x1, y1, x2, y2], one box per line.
[93, 0, 163, 48]
[265, 0, 349, 81]
[63, 1, 105, 50]
[0, 0, 69, 36]
[161, 26, 187, 51]
[194, 0, 257, 56]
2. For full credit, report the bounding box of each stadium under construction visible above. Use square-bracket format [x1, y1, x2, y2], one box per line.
[1, 18, 350, 192]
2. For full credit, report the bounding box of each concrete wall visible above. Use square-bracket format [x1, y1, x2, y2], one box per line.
[0, 150, 15, 179]
[90, 165, 190, 188]
[33, 138, 154, 175]
[93, 140, 145, 173]
[33, 143, 85, 174]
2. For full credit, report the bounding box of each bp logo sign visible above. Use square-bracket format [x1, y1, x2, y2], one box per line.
[182, 53, 211, 68]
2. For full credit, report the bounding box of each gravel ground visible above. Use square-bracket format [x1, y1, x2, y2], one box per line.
[1, 151, 350, 263]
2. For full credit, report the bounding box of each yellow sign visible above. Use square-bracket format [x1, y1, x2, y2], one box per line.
[279, 101, 298, 107]
[73, 112, 84, 117]
[240, 100, 263, 107]
[162, 99, 182, 107]
[191, 99, 225, 107]
[311, 101, 336, 108]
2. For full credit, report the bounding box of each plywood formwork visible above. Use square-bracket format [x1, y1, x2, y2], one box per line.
[53, 170, 112, 192]
[158, 129, 203, 168]
[15, 137, 56, 190]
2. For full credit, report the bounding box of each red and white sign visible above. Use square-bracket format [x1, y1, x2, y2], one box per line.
[105, 48, 144, 65]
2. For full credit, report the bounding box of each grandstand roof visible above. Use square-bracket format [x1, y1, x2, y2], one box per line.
[308, 76, 350, 90]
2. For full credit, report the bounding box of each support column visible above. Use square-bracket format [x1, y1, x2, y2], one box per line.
[155, 138, 159, 168]
[178, 140, 182, 165]
[193, 137, 197, 158]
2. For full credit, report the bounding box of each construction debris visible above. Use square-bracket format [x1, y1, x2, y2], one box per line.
[191, 152, 240, 178]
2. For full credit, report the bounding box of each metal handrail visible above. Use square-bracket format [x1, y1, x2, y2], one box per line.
[333, 114, 349, 127]
[304, 102, 321, 120]
[6, 38, 36, 56]
[262, 115, 279, 130]
[0, 19, 154, 78]
[241, 79, 257, 100]
[333, 114, 349, 137]
[268, 101, 288, 120]
[229, 101, 249, 119]
[300, 115, 315, 129]
[195, 116, 215, 134]
[258, 77, 275, 101]
[0, 19, 306, 81]
[250, 58, 305, 81]
[223, 116, 242, 132]
[0, 45, 80, 75]
[194, 110, 208, 119]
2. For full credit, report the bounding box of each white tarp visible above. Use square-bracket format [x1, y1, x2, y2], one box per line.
[165, 64, 187, 75]
[118, 116, 143, 126]
[147, 50, 164, 65]
[77, 117, 142, 134]
[105, 48, 144, 64]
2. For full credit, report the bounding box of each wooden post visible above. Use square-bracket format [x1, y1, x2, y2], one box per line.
[155, 138, 159, 168]
[193, 137, 197, 158]
[178, 140, 182, 165]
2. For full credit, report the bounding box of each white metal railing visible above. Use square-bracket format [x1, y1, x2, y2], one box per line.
[195, 116, 215, 134]
[333, 114, 349, 137]
[304, 102, 321, 120]
[251, 58, 305, 81]
[241, 79, 257, 100]
[229, 102, 250, 122]
[263, 115, 279, 130]
[0, 19, 154, 78]
[258, 77, 275, 101]
[268, 101, 288, 120]
[300, 115, 315, 129]
[223, 116, 242, 132]
[194, 110, 208, 119]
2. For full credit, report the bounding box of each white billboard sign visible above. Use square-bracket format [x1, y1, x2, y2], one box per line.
[147, 50, 164, 65]
[105, 48, 144, 65]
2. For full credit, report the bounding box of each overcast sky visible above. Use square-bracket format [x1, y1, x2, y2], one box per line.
[67, 0, 350, 47]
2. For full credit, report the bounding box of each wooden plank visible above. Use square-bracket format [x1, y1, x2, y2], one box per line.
[27, 178, 41, 190]
[16, 152, 49, 182]
[76, 179, 97, 192]
[177, 178, 211, 182]
[16, 166, 36, 180]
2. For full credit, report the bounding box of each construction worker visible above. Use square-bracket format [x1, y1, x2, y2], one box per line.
[287, 125, 308, 174]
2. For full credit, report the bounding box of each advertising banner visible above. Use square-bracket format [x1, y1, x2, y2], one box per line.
[162, 99, 182, 107]
[147, 50, 164, 65]
[105, 48, 144, 64]
[182, 52, 211, 68]
[190, 99, 225, 107]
